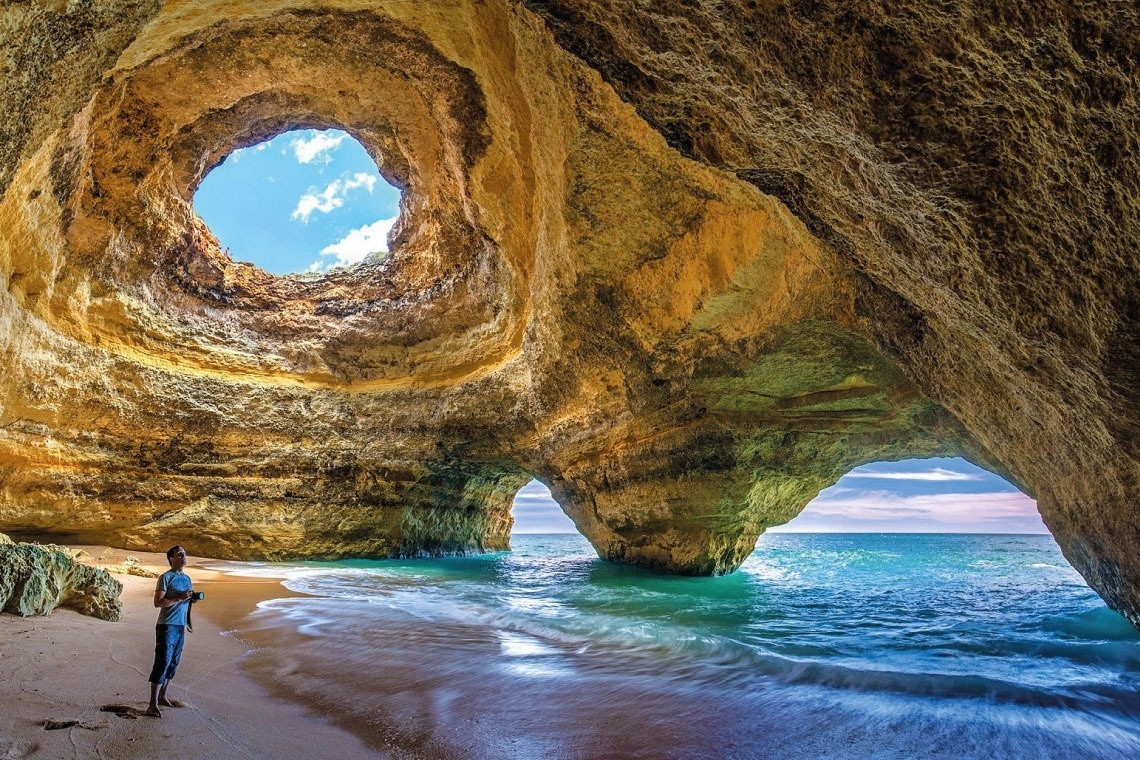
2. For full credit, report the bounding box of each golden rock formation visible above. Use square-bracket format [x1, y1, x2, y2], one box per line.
[1, 2, 1137, 625]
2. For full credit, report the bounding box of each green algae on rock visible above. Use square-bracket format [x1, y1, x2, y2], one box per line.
[0, 536, 124, 621]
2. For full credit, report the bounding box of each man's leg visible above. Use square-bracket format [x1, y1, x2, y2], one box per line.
[146, 681, 162, 717]
[146, 625, 173, 717]
[157, 626, 187, 707]
[157, 679, 186, 707]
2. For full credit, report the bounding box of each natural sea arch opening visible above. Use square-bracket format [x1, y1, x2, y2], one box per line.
[505, 457, 1056, 556]
[768, 456, 1049, 535]
[192, 128, 402, 276]
[510, 480, 578, 536]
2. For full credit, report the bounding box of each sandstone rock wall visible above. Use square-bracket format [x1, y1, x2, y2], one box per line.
[523, 0, 1140, 615]
[0, 1, 1137, 625]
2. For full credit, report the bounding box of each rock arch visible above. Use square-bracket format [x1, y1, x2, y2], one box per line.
[1, 2, 1137, 628]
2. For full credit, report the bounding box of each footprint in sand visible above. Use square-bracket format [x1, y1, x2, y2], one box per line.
[99, 704, 141, 720]
[42, 720, 103, 731]
[0, 737, 39, 759]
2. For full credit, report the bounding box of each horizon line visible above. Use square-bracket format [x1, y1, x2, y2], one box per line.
[511, 530, 1054, 536]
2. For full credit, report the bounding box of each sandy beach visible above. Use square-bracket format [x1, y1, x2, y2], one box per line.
[6, 537, 1138, 760]
[0, 547, 371, 760]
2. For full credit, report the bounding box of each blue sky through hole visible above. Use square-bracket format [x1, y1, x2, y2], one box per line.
[193, 128, 401, 275]
[510, 458, 1044, 534]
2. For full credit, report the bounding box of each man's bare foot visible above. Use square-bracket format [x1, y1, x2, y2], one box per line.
[158, 699, 186, 708]
[144, 706, 162, 718]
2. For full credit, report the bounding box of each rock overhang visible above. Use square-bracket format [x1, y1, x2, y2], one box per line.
[1, 0, 1138, 628]
[4, 1, 892, 557]
[28, 7, 530, 388]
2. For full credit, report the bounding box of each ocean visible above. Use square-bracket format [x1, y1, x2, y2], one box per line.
[215, 533, 1140, 759]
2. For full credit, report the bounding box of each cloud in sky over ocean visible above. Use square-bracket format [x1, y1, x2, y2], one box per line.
[768, 457, 1044, 533]
[769, 488, 1043, 533]
[291, 130, 346, 164]
[292, 173, 378, 223]
[511, 480, 577, 534]
[311, 216, 398, 272]
[506, 457, 1043, 536]
[842, 467, 980, 482]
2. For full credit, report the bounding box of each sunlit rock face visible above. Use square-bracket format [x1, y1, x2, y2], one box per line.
[523, 1, 1140, 615]
[1, 2, 1137, 624]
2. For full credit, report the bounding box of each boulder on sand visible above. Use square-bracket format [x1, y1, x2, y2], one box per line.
[0, 536, 124, 621]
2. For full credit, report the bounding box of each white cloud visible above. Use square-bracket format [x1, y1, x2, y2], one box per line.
[768, 489, 1044, 533]
[309, 217, 398, 272]
[814, 489, 1035, 519]
[291, 173, 378, 223]
[514, 480, 554, 500]
[510, 480, 577, 534]
[843, 467, 980, 482]
[227, 141, 270, 164]
[291, 131, 346, 164]
[344, 173, 377, 193]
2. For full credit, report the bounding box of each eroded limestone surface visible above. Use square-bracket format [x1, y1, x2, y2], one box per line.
[0, 535, 124, 620]
[1, 2, 1137, 624]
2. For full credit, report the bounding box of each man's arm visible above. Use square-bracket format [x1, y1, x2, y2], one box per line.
[153, 588, 192, 608]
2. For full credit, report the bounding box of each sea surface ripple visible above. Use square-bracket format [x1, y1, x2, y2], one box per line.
[215, 533, 1140, 759]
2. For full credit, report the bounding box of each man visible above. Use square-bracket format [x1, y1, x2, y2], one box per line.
[146, 545, 196, 717]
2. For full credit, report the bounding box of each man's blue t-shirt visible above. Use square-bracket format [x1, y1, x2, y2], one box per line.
[155, 569, 193, 626]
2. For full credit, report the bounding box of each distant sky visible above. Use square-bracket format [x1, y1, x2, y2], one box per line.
[512, 480, 579, 534]
[192, 132, 1042, 537]
[512, 458, 1044, 535]
[766, 457, 1044, 534]
[193, 128, 400, 275]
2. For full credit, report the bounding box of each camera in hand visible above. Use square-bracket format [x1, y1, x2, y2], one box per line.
[191, 591, 205, 601]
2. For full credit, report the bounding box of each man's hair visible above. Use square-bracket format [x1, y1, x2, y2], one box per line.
[166, 545, 184, 560]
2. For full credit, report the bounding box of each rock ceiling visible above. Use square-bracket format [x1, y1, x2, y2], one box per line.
[1, 1, 1137, 626]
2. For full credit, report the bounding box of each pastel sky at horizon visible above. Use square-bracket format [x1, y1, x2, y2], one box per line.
[510, 457, 1043, 535]
[193, 129, 1044, 538]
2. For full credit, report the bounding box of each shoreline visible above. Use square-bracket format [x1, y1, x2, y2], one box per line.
[0, 545, 371, 760]
[5, 536, 1135, 759]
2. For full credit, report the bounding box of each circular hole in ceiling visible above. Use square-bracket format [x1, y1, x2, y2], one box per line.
[192, 128, 401, 276]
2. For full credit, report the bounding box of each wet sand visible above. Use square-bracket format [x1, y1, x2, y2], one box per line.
[0, 546, 371, 760]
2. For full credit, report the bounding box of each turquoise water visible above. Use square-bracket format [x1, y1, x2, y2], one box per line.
[220, 534, 1140, 758]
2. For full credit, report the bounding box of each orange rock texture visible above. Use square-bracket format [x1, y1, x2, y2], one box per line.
[1, 2, 1137, 624]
